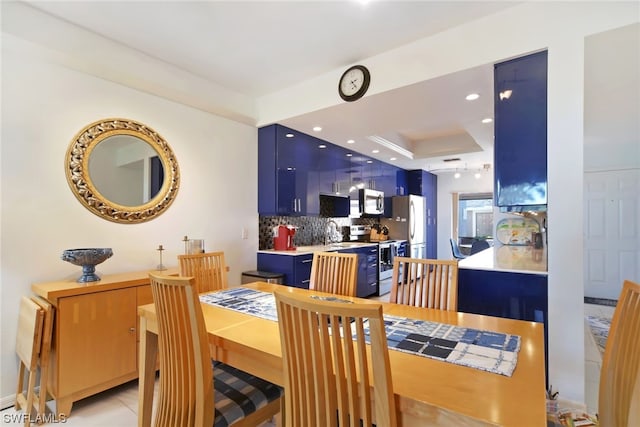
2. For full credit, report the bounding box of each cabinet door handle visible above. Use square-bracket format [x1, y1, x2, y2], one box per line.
[129, 327, 136, 333]
[301, 259, 313, 264]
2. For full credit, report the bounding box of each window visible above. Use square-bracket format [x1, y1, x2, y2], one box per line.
[457, 193, 493, 241]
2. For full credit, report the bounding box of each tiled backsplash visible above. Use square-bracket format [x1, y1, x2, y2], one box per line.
[259, 216, 377, 250]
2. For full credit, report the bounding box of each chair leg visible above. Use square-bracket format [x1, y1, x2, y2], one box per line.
[15, 362, 26, 410]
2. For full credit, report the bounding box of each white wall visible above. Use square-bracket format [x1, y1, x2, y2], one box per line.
[0, 43, 260, 400]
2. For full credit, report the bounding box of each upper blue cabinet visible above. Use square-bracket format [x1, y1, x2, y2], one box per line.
[259, 124, 319, 216]
[258, 124, 417, 217]
[494, 51, 548, 211]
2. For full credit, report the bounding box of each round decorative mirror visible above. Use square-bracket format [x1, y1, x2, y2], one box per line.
[65, 118, 180, 224]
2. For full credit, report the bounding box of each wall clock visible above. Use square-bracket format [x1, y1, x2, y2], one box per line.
[338, 65, 370, 102]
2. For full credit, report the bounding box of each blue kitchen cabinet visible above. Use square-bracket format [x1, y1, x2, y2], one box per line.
[458, 268, 548, 381]
[344, 245, 378, 297]
[318, 143, 352, 196]
[257, 252, 314, 289]
[494, 51, 548, 211]
[407, 170, 438, 259]
[395, 168, 408, 196]
[397, 241, 407, 257]
[258, 124, 320, 216]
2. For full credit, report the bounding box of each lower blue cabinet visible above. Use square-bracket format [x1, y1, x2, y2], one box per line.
[343, 246, 378, 298]
[458, 268, 548, 383]
[257, 253, 313, 289]
[257, 246, 378, 297]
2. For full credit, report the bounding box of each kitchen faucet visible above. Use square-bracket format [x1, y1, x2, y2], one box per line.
[324, 220, 340, 245]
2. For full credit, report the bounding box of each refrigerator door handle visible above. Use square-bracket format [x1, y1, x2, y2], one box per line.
[409, 199, 416, 240]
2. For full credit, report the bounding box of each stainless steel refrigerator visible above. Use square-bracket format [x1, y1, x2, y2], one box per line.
[382, 195, 426, 258]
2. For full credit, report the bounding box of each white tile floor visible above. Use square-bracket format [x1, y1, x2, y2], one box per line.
[2, 303, 613, 426]
[583, 302, 615, 414]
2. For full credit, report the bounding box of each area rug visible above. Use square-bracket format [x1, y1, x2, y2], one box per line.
[585, 315, 611, 355]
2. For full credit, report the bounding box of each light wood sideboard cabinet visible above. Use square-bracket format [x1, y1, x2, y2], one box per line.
[31, 268, 178, 416]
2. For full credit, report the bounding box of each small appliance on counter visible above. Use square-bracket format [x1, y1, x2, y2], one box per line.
[273, 225, 297, 250]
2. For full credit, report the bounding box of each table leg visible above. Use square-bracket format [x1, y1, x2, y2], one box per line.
[138, 316, 157, 427]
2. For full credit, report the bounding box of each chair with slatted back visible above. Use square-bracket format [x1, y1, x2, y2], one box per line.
[274, 288, 397, 427]
[178, 251, 228, 293]
[30, 296, 54, 420]
[15, 297, 45, 427]
[148, 273, 282, 427]
[390, 257, 459, 311]
[309, 251, 358, 296]
[598, 279, 640, 427]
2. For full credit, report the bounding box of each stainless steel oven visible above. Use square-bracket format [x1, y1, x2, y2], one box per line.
[377, 240, 404, 296]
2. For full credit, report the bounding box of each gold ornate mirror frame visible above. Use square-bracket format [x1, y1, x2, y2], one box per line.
[65, 118, 180, 224]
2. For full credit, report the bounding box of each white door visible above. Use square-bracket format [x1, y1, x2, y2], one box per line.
[584, 169, 640, 299]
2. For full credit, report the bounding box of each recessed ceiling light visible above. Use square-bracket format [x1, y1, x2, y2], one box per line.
[318, 145, 326, 149]
[347, 139, 355, 144]
[454, 172, 461, 179]
[474, 172, 482, 179]
[499, 90, 512, 100]
[372, 149, 379, 154]
[312, 126, 322, 132]
[482, 118, 493, 124]
[390, 157, 397, 161]
[285, 133, 294, 138]
[465, 93, 480, 101]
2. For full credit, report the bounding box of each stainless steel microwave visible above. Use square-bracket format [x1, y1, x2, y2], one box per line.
[356, 189, 384, 216]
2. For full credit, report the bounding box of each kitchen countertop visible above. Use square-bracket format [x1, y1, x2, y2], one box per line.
[458, 245, 547, 275]
[258, 242, 378, 255]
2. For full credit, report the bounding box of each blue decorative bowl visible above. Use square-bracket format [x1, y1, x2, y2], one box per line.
[62, 248, 113, 283]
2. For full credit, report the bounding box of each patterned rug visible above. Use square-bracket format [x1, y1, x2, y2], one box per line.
[585, 315, 611, 355]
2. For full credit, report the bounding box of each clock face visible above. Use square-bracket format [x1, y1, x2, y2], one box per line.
[339, 65, 370, 102]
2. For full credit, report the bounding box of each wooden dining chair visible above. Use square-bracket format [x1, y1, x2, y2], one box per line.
[274, 289, 397, 427]
[390, 257, 459, 311]
[309, 251, 358, 296]
[30, 296, 54, 419]
[15, 297, 45, 427]
[178, 251, 228, 293]
[598, 279, 640, 427]
[148, 273, 282, 427]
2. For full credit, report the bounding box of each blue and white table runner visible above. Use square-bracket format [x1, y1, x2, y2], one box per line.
[200, 287, 521, 377]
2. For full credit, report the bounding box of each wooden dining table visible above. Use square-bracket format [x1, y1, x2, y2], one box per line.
[138, 282, 546, 426]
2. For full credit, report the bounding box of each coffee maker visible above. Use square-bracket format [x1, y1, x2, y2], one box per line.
[273, 225, 297, 251]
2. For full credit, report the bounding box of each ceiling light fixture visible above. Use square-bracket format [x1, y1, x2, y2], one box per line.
[474, 172, 482, 179]
[347, 139, 355, 144]
[390, 157, 397, 161]
[367, 135, 414, 159]
[482, 118, 493, 124]
[313, 126, 322, 132]
[454, 172, 461, 179]
[499, 90, 512, 100]
[465, 93, 480, 101]
[372, 149, 379, 154]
